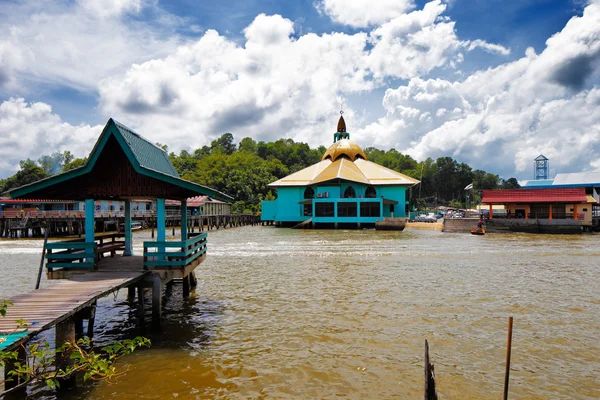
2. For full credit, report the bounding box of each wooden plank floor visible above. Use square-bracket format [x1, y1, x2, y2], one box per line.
[0, 271, 147, 341]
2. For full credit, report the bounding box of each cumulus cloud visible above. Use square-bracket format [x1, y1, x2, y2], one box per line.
[99, 14, 372, 151]
[315, 0, 414, 28]
[0, 0, 182, 91]
[465, 39, 511, 56]
[366, 0, 464, 80]
[360, 1, 600, 177]
[77, 0, 142, 18]
[0, 98, 100, 174]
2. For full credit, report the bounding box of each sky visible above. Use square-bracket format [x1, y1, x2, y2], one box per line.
[1, 0, 599, 180]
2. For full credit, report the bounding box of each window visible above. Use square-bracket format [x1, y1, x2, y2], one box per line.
[583, 208, 588, 212]
[304, 187, 314, 199]
[303, 204, 312, 216]
[315, 202, 334, 217]
[365, 186, 376, 198]
[338, 202, 357, 217]
[360, 202, 380, 217]
[344, 186, 356, 198]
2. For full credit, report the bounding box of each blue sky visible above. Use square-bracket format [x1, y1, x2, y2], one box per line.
[0, 0, 598, 180]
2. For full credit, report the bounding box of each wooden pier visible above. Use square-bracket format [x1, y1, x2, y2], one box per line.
[0, 212, 260, 239]
[0, 270, 146, 339]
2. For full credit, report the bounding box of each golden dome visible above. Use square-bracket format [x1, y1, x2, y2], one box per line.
[322, 139, 367, 162]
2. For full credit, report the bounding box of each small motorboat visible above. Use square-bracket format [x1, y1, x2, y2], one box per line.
[118, 221, 143, 232]
[471, 227, 485, 235]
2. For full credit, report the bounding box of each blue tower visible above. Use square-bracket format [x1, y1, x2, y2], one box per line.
[534, 154, 549, 180]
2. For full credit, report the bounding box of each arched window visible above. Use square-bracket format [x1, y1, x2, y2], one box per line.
[344, 186, 356, 198]
[304, 187, 315, 199]
[365, 186, 376, 198]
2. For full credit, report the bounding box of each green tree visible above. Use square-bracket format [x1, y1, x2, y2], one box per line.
[211, 133, 236, 155]
[0, 160, 49, 193]
[63, 157, 87, 171]
[238, 137, 257, 154]
[500, 177, 520, 189]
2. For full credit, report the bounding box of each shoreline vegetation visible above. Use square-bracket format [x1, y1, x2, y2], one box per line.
[0, 134, 520, 214]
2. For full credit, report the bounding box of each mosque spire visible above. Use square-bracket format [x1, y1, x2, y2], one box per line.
[333, 109, 350, 143]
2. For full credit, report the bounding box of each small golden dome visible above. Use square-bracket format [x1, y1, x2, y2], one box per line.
[322, 139, 367, 162]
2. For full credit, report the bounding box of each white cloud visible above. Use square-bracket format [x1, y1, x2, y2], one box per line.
[0, 98, 100, 174]
[0, 0, 183, 91]
[315, 0, 414, 28]
[360, 1, 600, 177]
[366, 1, 464, 80]
[465, 39, 510, 56]
[99, 14, 372, 152]
[77, 0, 142, 18]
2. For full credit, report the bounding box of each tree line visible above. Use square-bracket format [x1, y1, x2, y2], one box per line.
[0, 133, 519, 213]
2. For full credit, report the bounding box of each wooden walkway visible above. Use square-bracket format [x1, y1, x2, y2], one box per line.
[0, 271, 147, 345]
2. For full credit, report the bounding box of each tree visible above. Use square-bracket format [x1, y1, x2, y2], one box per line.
[0, 160, 49, 193]
[63, 157, 87, 171]
[211, 133, 236, 155]
[238, 137, 257, 154]
[500, 177, 520, 189]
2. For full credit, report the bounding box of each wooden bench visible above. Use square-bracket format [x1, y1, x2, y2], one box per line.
[95, 233, 125, 260]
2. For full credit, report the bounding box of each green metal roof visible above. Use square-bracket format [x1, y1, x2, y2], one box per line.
[112, 120, 179, 178]
[4, 119, 233, 202]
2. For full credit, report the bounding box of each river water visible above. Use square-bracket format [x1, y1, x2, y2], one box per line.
[0, 227, 599, 399]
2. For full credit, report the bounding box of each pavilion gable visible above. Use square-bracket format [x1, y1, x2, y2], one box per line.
[4, 119, 232, 202]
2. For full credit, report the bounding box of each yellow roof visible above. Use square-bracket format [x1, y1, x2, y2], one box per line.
[268, 160, 331, 186]
[310, 158, 370, 185]
[269, 157, 420, 187]
[353, 159, 420, 185]
[322, 139, 367, 162]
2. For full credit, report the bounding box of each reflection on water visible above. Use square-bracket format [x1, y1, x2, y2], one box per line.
[1, 228, 599, 399]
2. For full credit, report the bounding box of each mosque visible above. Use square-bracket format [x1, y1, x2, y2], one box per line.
[261, 115, 419, 229]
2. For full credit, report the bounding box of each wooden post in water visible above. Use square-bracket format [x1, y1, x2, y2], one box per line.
[56, 319, 76, 387]
[182, 274, 190, 298]
[190, 271, 198, 288]
[424, 340, 438, 400]
[87, 302, 97, 339]
[137, 286, 146, 329]
[504, 316, 514, 400]
[151, 276, 162, 330]
[35, 225, 49, 290]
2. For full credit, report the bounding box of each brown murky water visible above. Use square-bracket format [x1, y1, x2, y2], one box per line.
[1, 227, 599, 399]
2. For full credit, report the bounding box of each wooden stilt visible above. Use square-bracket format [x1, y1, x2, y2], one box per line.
[182, 274, 190, 298]
[127, 286, 136, 303]
[56, 319, 76, 387]
[151, 277, 162, 330]
[137, 286, 145, 329]
[190, 271, 198, 288]
[87, 302, 96, 339]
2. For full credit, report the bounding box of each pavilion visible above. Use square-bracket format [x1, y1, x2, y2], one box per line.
[3, 118, 232, 323]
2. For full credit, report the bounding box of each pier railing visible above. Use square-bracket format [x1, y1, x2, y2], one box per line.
[46, 241, 96, 270]
[143, 232, 207, 269]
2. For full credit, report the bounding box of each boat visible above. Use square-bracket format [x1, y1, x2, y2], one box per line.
[471, 227, 485, 235]
[118, 221, 142, 232]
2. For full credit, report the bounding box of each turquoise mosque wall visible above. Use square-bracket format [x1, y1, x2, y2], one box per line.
[261, 183, 409, 223]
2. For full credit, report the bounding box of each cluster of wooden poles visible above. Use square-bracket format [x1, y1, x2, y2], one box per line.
[425, 316, 514, 400]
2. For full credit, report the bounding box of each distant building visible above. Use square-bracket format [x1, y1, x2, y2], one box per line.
[534, 154, 549, 180]
[165, 196, 231, 216]
[261, 115, 419, 228]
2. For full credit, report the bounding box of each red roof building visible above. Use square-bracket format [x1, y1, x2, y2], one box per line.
[481, 188, 595, 224]
[482, 188, 588, 204]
